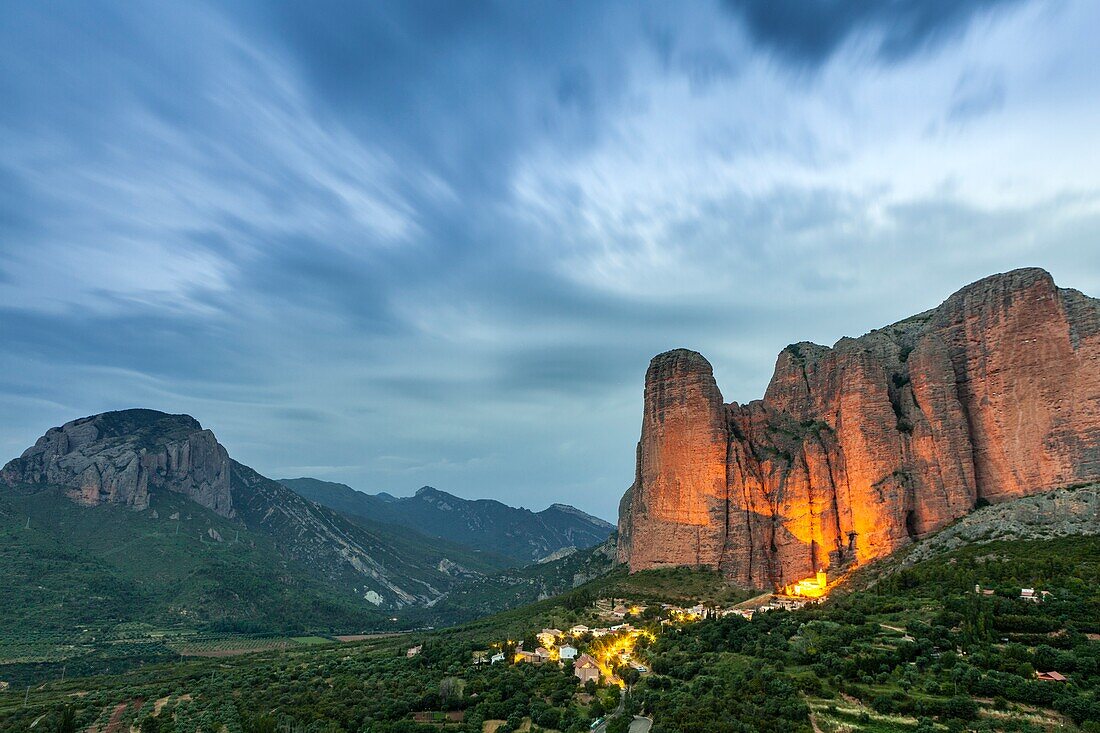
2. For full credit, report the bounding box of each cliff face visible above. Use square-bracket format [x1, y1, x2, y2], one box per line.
[1, 409, 233, 516]
[618, 268, 1100, 588]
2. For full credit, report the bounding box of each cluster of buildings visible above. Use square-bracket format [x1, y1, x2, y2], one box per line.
[457, 588, 840, 687]
[564, 622, 638, 639]
[469, 619, 652, 687]
[593, 599, 648, 619]
[974, 585, 1054, 602]
[659, 593, 819, 622]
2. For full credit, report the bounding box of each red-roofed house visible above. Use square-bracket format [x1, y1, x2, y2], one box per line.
[573, 654, 600, 684]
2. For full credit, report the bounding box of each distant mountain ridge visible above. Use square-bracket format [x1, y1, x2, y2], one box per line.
[278, 477, 614, 565]
[0, 410, 507, 619]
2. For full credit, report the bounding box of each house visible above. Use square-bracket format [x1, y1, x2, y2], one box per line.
[1036, 671, 1067, 682]
[490, 652, 506, 664]
[559, 645, 579, 660]
[406, 645, 422, 658]
[537, 628, 563, 647]
[534, 647, 553, 663]
[574, 654, 600, 684]
[612, 604, 629, 618]
[515, 650, 538, 664]
[569, 624, 590, 636]
[471, 650, 490, 665]
[974, 584, 996, 596]
[1020, 588, 1053, 602]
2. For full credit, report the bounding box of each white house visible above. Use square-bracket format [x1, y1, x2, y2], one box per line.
[490, 652, 506, 664]
[559, 645, 578, 660]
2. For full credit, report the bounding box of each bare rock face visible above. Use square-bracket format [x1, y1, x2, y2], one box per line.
[618, 269, 1100, 588]
[617, 350, 729, 569]
[1, 409, 233, 517]
[900, 484, 1100, 567]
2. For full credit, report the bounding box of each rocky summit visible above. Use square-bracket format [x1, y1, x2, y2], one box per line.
[617, 268, 1100, 588]
[1, 409, 233, 516]
[1, 409, 501, 609]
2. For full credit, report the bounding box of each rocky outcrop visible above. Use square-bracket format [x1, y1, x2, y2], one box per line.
[617, 349, 729, 569]
[1, 409, 233, 516]
[618, 268, 1100, 589]
[899, 484, 1100, 567]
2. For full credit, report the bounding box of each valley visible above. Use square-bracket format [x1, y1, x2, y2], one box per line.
[1, 269, 1097, 732]
[2, 513, 1098, 732]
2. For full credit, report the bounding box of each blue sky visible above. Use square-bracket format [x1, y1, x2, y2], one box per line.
[2, 1, 1098, 521]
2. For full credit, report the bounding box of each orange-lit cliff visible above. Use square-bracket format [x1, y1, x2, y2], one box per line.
[617, 268, 1100, 588]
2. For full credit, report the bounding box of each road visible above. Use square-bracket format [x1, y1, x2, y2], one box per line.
[593, 714, 652, 733]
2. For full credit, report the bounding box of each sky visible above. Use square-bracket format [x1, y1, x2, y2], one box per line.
[1, 1, 1099, 521]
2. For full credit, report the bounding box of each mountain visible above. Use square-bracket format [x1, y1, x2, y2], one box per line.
[0, 410, 507, 625]
[410, 536, 621, 626]
[618, 268, 1100, 588]
[279, 477, 614, 564]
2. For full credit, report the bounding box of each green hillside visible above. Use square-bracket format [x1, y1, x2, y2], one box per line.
[0, 479, 501, 685]
[4, 536, 1099, 732]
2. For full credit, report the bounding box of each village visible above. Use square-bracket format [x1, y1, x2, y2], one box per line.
[406, 572, 838, 690]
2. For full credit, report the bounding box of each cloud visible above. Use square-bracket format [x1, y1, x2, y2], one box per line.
[0, 0, 1097, 521]
[722, 0, 1025, 68]
[947, 68, 1007, 122]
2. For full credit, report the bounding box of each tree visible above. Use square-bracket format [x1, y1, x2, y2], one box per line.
[439, 677, 464, 708]
[242, 714, 277, 733]
[53, 706, 77, 733]
[607, 714, 632, 733]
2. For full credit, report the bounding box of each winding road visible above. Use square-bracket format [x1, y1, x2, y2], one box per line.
[592, 714, 652, 733]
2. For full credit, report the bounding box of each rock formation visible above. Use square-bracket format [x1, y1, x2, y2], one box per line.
[618, 268, 1100, 588]
[1, 408, 495, 607]
[899, 483, 1100, 567]
[1, 409, 233, 516]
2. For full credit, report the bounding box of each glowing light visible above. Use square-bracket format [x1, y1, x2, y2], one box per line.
[784, 570, 829, 598]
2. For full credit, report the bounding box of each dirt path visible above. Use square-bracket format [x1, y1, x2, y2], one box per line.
[734, 592, 774, 610]
[803, 695, 824, 733]
[102, 702, 128, 733]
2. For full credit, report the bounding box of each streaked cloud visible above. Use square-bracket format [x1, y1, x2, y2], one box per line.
[1, 0, 1097, 520]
